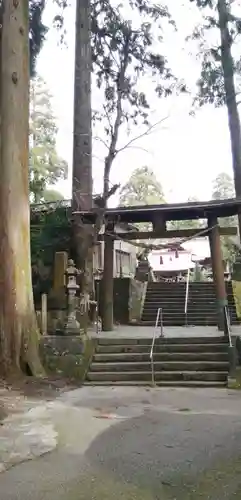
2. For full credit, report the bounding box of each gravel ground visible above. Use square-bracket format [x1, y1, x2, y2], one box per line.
[1, 387, 241, 499]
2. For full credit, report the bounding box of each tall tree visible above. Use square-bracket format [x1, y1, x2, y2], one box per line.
[212, 171, 235, 200]
[189, 0, 241, 233]
[29, 0, 48, 76]
[120, 166, 165, 207]
[29, 75, 68, 203]
[92, 0, 184, 331]
[42, 189, 65, 202]
[120, 165, 165, 231]
[71, 0, 183, 331]
[92, 1, 185, 200]
[72, 0, 93, 335]
[0, 0, 44, 376]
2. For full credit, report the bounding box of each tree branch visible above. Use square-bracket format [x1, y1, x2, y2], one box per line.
[115, 116, 169, 156]
[103, 33, 131, 200]
[93, 135, 109, 150]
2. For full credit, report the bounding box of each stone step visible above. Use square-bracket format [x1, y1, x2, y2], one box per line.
[140, 320, 239, 326]
[144, 298, 236, 306]
[141, 309, 236, 315]
[147, 283, 233, 289]
[97, 336, 228, 345]
[147, 292, 234, 296]
[144, 296, 236, 303]
[96, 343, 229, 354]
[145, 292, 234, 297]
[143, 300, 236, 307]
[145, 294, 235, 300]
[90, 361, 229, 372]
[87, 370, 228, 382]
[93, 352, 229, 362]
[140, 321, 239, 327]
[84, 380, 226, 387]
[141, 314, 237, 321]
[146, 286, 220, 290]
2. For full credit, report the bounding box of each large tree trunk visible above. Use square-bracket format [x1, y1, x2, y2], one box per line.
[72, 0, 92, 212]
[218, 0, 241, 237]
[0, 0, 44, 376]
[72, 0, 93, 333]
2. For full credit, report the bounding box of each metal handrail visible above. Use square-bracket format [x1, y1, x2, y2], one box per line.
[184, 266, 190, 325]
[150, 307, 163, 386]
[224, 305, 232, 347]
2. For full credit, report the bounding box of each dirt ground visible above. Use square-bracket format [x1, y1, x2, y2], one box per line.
[0, 375, 81, 421]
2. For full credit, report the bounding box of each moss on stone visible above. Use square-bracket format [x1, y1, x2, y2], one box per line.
[232, 280, 241, 319]
[228, 366, 241, 389]
[40, 335, 97, 381]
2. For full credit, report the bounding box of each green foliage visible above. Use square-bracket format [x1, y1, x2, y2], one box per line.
[119, 166, 165, 232]
[119, 166, 165, 207]
[168, 197, 203, 231]
[212, 171, 235, 200]
[169, 219, 202, 230]
[29, 0, 48, 77]
[30, 206, 71, 267]
[211, 171, 236, 227]
[29, 76, 68, 202]
[189, 0, 241, 109]
[92, 1, 182, 127]
[43, 189, 65, 202]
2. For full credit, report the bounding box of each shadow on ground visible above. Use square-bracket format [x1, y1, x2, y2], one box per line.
[85, 410, 241, 499]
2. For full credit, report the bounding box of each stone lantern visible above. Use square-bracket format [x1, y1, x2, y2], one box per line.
[64, 259, 81, 335]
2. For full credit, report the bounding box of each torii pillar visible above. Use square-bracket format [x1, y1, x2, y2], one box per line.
[102, 223, 114, 331]
[208, 215, 227, 332]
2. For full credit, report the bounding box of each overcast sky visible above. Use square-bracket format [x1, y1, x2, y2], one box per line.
[37, 0, 239, 204]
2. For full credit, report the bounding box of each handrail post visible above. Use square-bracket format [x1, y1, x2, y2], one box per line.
[150, 307, 163, 386]
[184, 265, 190, 326]
[224, 305, 236, 380]
[160, 308, 164, 337]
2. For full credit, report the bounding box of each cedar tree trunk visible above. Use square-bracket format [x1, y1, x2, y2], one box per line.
[218, 0, 241, 236]
[0, 0, 44, 376]
[72, 0, 93, 333]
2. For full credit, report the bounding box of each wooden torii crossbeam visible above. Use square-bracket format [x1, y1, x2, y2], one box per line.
[74, 197, 241, 221]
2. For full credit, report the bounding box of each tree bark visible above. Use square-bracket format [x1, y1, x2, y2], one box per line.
[218, 0, 241, 236]
[0, 0, 44, 376]
[72, 0, 92, 213]
[72, 0, 93, 333]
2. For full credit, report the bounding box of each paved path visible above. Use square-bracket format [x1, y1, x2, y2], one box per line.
[2, 387, 241, 499]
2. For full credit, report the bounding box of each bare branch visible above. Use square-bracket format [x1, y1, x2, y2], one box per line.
[123, 145, 152, 155]
[115, 116, 169, 156]
[93, 135, 109, 150]
[103, 104, 114, 136]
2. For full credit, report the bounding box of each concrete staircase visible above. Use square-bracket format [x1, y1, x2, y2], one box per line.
[141, 282, 238, 326]
[85, 336, 229, 387]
